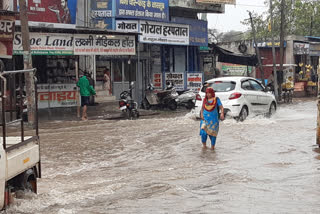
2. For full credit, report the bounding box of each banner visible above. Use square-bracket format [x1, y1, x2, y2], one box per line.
[0, 14, 15, 58]
[91, 0, 113, 29]
[37, 84, 77, 109]
[187, 73, 203, 92]
[196, 0, 236, 4]
[153, 73, 162, 89]
[15, 0, 78, 24]
[165, 73, 184, 90]
[116, 0, 169, 21]
[13, 32, 136, 56]
[171, 17, 208, 47]
[221, 63, 251, 76]
[139, 20, 189, 45]
[116, 20, 139, 33]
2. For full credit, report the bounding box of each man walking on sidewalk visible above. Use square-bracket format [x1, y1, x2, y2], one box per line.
[77, 72, 96, 121]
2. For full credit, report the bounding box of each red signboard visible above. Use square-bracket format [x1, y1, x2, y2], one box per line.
[0, 14, 15, 58]
[14, 0, 77, 24]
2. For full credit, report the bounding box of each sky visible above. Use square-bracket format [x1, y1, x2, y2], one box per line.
[207, 0, 268, 33]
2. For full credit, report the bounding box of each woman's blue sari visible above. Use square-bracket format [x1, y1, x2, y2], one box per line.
[200, 98, 222, 145]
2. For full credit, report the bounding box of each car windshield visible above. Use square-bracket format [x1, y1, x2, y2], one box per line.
[201, 81, 236, 92]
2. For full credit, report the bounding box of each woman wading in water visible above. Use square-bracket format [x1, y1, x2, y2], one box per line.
[200, 88, 224, 150]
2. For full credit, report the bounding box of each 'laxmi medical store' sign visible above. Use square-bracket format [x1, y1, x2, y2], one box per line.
[13, 32, 136, 55]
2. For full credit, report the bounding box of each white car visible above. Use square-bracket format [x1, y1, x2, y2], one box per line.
[193, 76, 277, 121]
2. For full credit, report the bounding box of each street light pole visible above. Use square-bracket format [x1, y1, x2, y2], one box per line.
[317, 58, 320, 147]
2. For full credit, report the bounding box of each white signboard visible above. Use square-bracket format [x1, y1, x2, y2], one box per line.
[187, 73, 203, 92]
[196, 0, 236, 4]
[165, 73, 184, 90]
[14, 32, 74, 55]
[116, 20, 139, 33]
[37, 84, 78, 109]
[294, 42, 310, 55]
[139, 20, 189, 45]
[13, 32, 136, 55]
[74, 34, 135, 55]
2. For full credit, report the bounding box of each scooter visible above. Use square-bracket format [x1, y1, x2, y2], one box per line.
[119, 82, 139, 119]
[175, 89, 196, 109]
[142, 82, 178, 110]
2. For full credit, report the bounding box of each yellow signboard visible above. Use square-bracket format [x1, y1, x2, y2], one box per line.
[196, 0, 236, 4]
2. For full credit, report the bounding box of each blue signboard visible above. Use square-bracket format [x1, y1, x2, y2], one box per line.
[171, 17, 208, 47]
[116, 0, 169, 21]
[91, 0, 113, 29]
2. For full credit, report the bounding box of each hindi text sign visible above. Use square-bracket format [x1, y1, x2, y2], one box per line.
[139, 20, 189, 45]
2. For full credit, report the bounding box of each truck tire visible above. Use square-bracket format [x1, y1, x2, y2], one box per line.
[22, 169, 37, 193]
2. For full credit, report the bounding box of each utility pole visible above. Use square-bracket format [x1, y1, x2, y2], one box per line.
[270, 0, 279, 100]
[19, 0, 35, 126]
[249, 11, 265, 86]
[317, 58, 320, 148]
[279, 0, 285, 81]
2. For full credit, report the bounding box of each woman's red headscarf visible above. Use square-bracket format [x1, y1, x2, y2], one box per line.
[202, 87, 217, 112]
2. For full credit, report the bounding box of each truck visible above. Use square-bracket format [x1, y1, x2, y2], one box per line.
[0, 68, 41, 210]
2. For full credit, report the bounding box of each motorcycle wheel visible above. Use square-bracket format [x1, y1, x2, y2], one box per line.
[168, 100, 177, 110]
[143, 98, 151, 110]
[186, 100, 195, 109]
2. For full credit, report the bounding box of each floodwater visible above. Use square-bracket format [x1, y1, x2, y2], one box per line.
[3, 100, 320, 214]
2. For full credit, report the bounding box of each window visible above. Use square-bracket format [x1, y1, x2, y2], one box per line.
[201, 81, 236, 92]
[241, 80, 253, 90]
[249, 80, 264, 91]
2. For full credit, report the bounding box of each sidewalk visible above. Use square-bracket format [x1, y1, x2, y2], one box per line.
[38, 100, 159, 121]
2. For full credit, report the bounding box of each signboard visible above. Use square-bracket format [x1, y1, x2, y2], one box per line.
[116, 20, 139, 33]
[187, 73, 203, 92]
[116, 0, 169, 21]
[73, 34, 135, 55]
[15, 0, 78, 24]
[13, 32, 74, 55]
[13, 32, 136, 56]
[37, 84, 77, 109]
[139, 20, 189, 45]
[153, 73, 162, 89]
[165, 73, 184, 90]
[294, 42, 310, 55]
[0, 14, 15, 58]
[221, 63, 251, 76]
[196, 0, 236, 4]
[91, 0, 113, 29]
[171, 17, 208, 47]
[255, 41, 287, 48]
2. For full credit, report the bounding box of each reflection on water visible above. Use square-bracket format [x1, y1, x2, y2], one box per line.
[2, 101, 320, 214]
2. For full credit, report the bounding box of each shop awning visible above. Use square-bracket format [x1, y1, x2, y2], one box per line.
[210, 43, 258, 66]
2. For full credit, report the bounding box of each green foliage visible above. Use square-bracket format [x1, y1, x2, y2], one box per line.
[242, 0, 320, 40]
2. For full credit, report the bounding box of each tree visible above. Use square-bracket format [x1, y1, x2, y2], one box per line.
[241, 0, 320, 40]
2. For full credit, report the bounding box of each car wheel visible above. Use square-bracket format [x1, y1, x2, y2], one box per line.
[238, 106, 248, 122]
[267, 102, 276, 118]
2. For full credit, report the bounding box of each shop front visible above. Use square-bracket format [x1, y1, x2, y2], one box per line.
[12, 29, 136, 109]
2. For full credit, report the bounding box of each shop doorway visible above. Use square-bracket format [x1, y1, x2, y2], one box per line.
[112, 60, 137, 100]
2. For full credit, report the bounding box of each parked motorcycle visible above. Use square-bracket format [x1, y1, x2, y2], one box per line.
[142, 83, 178, 110]
[175, 89, 196, 109]
[119, 82, 139, 119]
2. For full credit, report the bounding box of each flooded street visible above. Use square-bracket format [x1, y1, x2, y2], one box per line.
[3, 100, 320, 214]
